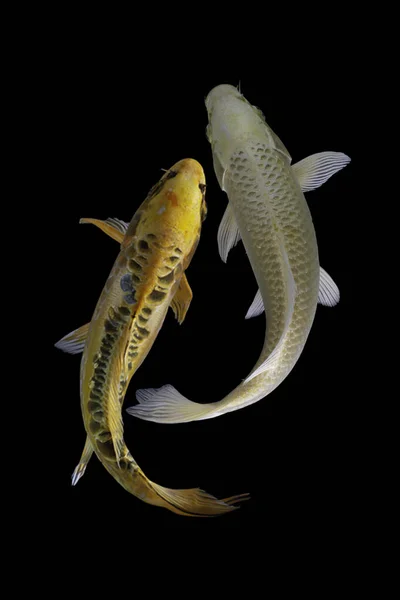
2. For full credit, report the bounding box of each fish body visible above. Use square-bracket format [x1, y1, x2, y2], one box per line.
[129, 85, 349, 423]
[57, 158, 248, 515]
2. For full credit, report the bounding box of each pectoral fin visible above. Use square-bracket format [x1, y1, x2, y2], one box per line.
[217, 203, 241, 263]
[170, 274, 193, 324]
[55, 323, 89, 354]
[292, 152, 350, 192]
[80, 217, 129, 243]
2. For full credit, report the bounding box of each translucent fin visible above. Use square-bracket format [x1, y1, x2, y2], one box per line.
[71, 436, 94, 486]
[245, 289, 264, 319]
[217, 204, 241, 263]
[244, 240, 296, 383]
[148, 480, 249, 517]
[318, 267, 340, 307]
[127, 385, 210, 424]
[55, 323, 89, 354]
[170, 274, 192, 324]
[292, 152, 351, 192]
[79, 217, 129, 243]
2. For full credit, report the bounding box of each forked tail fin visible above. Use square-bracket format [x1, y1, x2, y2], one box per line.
[127, 385, 217, 423]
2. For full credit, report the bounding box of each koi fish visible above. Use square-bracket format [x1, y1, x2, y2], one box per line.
[56, 158, 248, 515]
[128, 85, 350, 423]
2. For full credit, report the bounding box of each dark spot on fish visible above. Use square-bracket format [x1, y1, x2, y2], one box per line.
[128, 362, 133, 370]
[129, 260, 142, 272]
[96, 439, 116, 461]
[119, 459, 129, 470]
[105, 319, 118, 333]
[88, 400, 102, 413]
[147, 233, 157, 240]
[169, 256, 179, 264]
[125, 293, 136, 305]
[89, 420, 101, 435]
[138, 240, 149, 252]
[119, 306, 130, 317]
[97, 431, 112, 443]
[120, 273, 134, 292]
[137, 326, 150, 338]
[138, 314, 148, 324]
[175, 247, 183, 254]
[91, 410, 104, 424]
[90, 390, 101, 400]
[149, 289, 166, 303]
[131, 274, 141, 285]
[142, 307, 152, 316]
[128, 351, 138, 358]
[158, 270, 175, 285]
[134, 333, 143, 341]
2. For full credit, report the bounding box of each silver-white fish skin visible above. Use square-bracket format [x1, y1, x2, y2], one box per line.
[129, 84, 343, 424]
[203, 84, 320, 416]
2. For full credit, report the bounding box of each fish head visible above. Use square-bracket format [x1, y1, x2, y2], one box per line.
[136, 158, 207, 258]
[205, 84, 291, 188]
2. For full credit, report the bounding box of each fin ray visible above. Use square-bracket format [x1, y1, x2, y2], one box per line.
[217, 204, 241, 263]
[318, 267, 340, 306]
[55, 323, 89, 354]
[245, 289, 264, 319]
[148, 480, 249, 516]
[292, 152, 350, 192]
[127, 385, 211, 423]
[80, 217, 129, 243]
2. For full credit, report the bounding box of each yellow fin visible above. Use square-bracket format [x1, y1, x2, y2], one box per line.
[79, 217, 128, 243]
[148, 479, 250, 517]
[170, 275, 193, 324]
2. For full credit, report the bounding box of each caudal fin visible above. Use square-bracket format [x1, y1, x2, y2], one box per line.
[147, 479, 249, 517]
[127, 385, 215, 423]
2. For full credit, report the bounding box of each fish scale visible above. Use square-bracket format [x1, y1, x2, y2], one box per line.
[218, 144, 319, 410]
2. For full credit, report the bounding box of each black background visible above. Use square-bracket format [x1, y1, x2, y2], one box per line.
[43, 47, 359, 538]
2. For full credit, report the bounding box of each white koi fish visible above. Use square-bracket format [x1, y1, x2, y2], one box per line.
[128, 84, 350, 423]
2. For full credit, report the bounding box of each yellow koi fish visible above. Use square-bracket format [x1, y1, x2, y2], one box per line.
[128, 85, 350, 423]
[56, 158, 248, 516]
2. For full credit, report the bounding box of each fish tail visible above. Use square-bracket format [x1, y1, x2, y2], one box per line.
[107, 454, 249, 516]
[138, 471, 249, 517]
[127, 385, 218, 424]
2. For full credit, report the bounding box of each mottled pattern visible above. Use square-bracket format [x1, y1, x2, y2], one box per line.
[216, 142, 320, 414]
